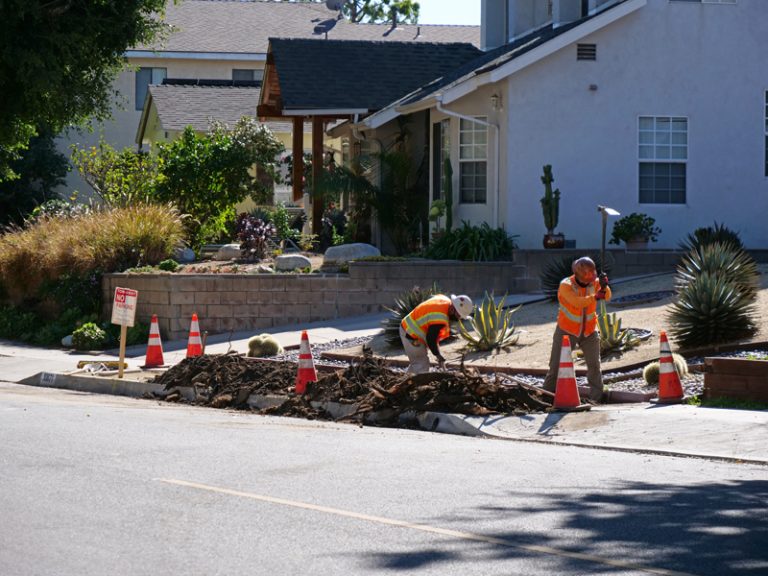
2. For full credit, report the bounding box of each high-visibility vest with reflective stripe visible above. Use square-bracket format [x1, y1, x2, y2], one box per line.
[556, 275, 607, 337]
[401, 295, 451, 344]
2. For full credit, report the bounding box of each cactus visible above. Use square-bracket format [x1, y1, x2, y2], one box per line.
[247, 333, 283, 357]
[540, 164, 560, 234]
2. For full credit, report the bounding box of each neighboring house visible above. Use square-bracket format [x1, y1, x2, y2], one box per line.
[56, 0, 479, 198]
[337, 0, 768, 250]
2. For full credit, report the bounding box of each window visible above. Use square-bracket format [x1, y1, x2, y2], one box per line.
[670, 0, 736, 4]
[432, 119, 451, 200]
[135, 67, 166, 110]
[639, 116, 687, 204]
[765, 92, 768, 177]
[459, 118, 487, 204]
[232, 69, 264, 83]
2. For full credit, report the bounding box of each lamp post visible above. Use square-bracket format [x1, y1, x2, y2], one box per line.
[598, 205, 620, 273]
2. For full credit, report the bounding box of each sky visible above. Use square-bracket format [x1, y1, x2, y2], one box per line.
[416, 0, 481, 26]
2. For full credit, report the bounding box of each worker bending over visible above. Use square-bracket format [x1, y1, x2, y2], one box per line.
[400, 294, 473, 374]
[542, 256, 611, 402]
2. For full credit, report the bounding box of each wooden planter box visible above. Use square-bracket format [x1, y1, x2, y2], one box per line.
[703, 357, 768, 402]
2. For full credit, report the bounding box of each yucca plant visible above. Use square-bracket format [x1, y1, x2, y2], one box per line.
[679, 221, 743, 252]
[596, 300, 639, 355]
[459, 292, 520, 352]
[540, 253, 611, 301]
[668, 271, 758, 347]
[675, 242, 759, 299]
[381, 283, 441, 348]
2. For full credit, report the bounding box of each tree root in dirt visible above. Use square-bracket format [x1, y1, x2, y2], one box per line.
[150, 349, 553, 424]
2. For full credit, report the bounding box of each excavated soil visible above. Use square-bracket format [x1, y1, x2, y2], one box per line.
[151, 349, 553, 424]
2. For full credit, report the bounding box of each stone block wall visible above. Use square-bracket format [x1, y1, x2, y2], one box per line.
[103, 260, 537, 340]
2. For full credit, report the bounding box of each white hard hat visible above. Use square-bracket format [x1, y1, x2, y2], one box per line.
[450, 294, 474, 319]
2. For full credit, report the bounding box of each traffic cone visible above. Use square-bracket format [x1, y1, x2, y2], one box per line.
[652, 331, 685, 404]
[295, 330, 317, 394]
[553, 335, 591, 412]
[186, 313, 203, 358]
[143, 314, 165, 368]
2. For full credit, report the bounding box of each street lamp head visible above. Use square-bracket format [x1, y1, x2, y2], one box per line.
[598, 205, 620, 217]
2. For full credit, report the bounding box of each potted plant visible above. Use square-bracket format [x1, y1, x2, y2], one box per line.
[609, 212, 661, 250]
[428, 198, 446, 240]
[540, 164, 564, 248]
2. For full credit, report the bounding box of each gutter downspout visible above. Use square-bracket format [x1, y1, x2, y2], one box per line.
[436, 98, 500, 228]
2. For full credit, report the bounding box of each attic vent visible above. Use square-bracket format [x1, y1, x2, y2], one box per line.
[577, 43, 597, 61]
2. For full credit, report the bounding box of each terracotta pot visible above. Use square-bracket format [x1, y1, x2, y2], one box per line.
[543, 233, 565, 249]
[625, 237, 649, 251]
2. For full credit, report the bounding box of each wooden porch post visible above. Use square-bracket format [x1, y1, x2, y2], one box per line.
[312, 116, 324, 235]
[292, 116, 304, 203]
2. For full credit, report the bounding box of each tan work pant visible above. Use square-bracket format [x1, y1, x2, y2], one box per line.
[542, 325, 604, 402]
[399, 325, 431, 374]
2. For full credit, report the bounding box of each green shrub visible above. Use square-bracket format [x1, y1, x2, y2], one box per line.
[424, 221, 517, 261]
[158, 259, 179, 272]
[642, 353, 689, 385]
[247, 333, 283, 357]
[381, 283, 441, 348]
[458, 292, 519, 351]
[72, 322, 108, 350]
[609, 212, 661, 244]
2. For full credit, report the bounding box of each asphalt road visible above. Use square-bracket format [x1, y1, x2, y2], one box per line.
[1, 382, 765, 576]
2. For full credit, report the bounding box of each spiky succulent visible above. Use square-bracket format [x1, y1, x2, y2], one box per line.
[679, 222, 743, 252]
[459, 291, 520, 351]
[382, 283, 441, 348]
[668, 271, 758, 348]
[675, 242, 759, 298]
[596, 300, 639, 355]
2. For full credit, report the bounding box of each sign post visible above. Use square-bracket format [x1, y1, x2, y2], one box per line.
[111, 287, 138, 378]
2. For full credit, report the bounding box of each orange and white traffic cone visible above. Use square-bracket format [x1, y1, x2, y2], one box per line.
[295, 330, 318, 394]
[186, 313, 203, 358]
[553, 335, 591, 412]
[652, 331, 685, 404]
[143, 314, 165, 368]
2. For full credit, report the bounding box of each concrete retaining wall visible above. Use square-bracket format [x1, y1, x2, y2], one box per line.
[103, 260, 537, 340]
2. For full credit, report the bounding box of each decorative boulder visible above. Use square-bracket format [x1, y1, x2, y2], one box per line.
[256, 264, 274, 274]
[214, 243, 241, 261]
[275, 254, 312, 272]
[61, 334, 73, 347]
[174, 247, 196, 263]
[323, 243, 380, 265]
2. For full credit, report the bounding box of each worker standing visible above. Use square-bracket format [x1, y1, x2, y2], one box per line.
[400, 294, 474, 374]
[542, 257, 611, 402]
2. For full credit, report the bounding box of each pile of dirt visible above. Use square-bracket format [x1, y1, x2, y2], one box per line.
[151, 350, 554, 424]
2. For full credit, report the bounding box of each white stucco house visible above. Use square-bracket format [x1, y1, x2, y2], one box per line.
[344, 0, 768, 250]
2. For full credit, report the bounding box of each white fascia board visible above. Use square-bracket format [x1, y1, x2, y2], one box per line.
[438, 0, 646, 105]
[487, 0, 646, 84]
[125, 50, 267, 61]
[282, 109, 368, 116]
[362, 106, 400, 130]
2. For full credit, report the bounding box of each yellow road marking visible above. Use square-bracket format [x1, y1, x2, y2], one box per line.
[157, 478, 695, 576]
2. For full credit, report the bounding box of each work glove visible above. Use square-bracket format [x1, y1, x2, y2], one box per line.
[595, 290, 607, 301]
[599, 273, 609, 289]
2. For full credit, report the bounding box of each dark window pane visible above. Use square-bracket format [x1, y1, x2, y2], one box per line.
[135, 68, 151, 110]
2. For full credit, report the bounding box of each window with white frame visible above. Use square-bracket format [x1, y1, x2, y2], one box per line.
[232, 69, 264, 83]
[639, 116, 687, 204]
[135, 67, 166, 110]
[670, 0, 736, 4]
[765, 91, 768, 177]
[459, 117, 487, 204]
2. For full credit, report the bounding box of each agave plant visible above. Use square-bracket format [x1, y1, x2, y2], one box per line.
[596, 300, 639, 355]
[679, 221, 743, 252]
[459, 292, 520, 352]
[381, 283, 441, 348]
[668, 271, 758, 348]
[540, 253, 612, 301]
[675, 242, 759, 299]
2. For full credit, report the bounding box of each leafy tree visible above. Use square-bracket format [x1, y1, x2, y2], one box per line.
[289, 0, 419, 24]
[0, 0, 169, 181]
[70, 141, 159, 207]
[0, 127, 68, 227]
[153, 118, 284, 249]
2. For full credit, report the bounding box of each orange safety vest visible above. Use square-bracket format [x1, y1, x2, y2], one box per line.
[401, 295, 452, 344]
[557, 275, 611, 337]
